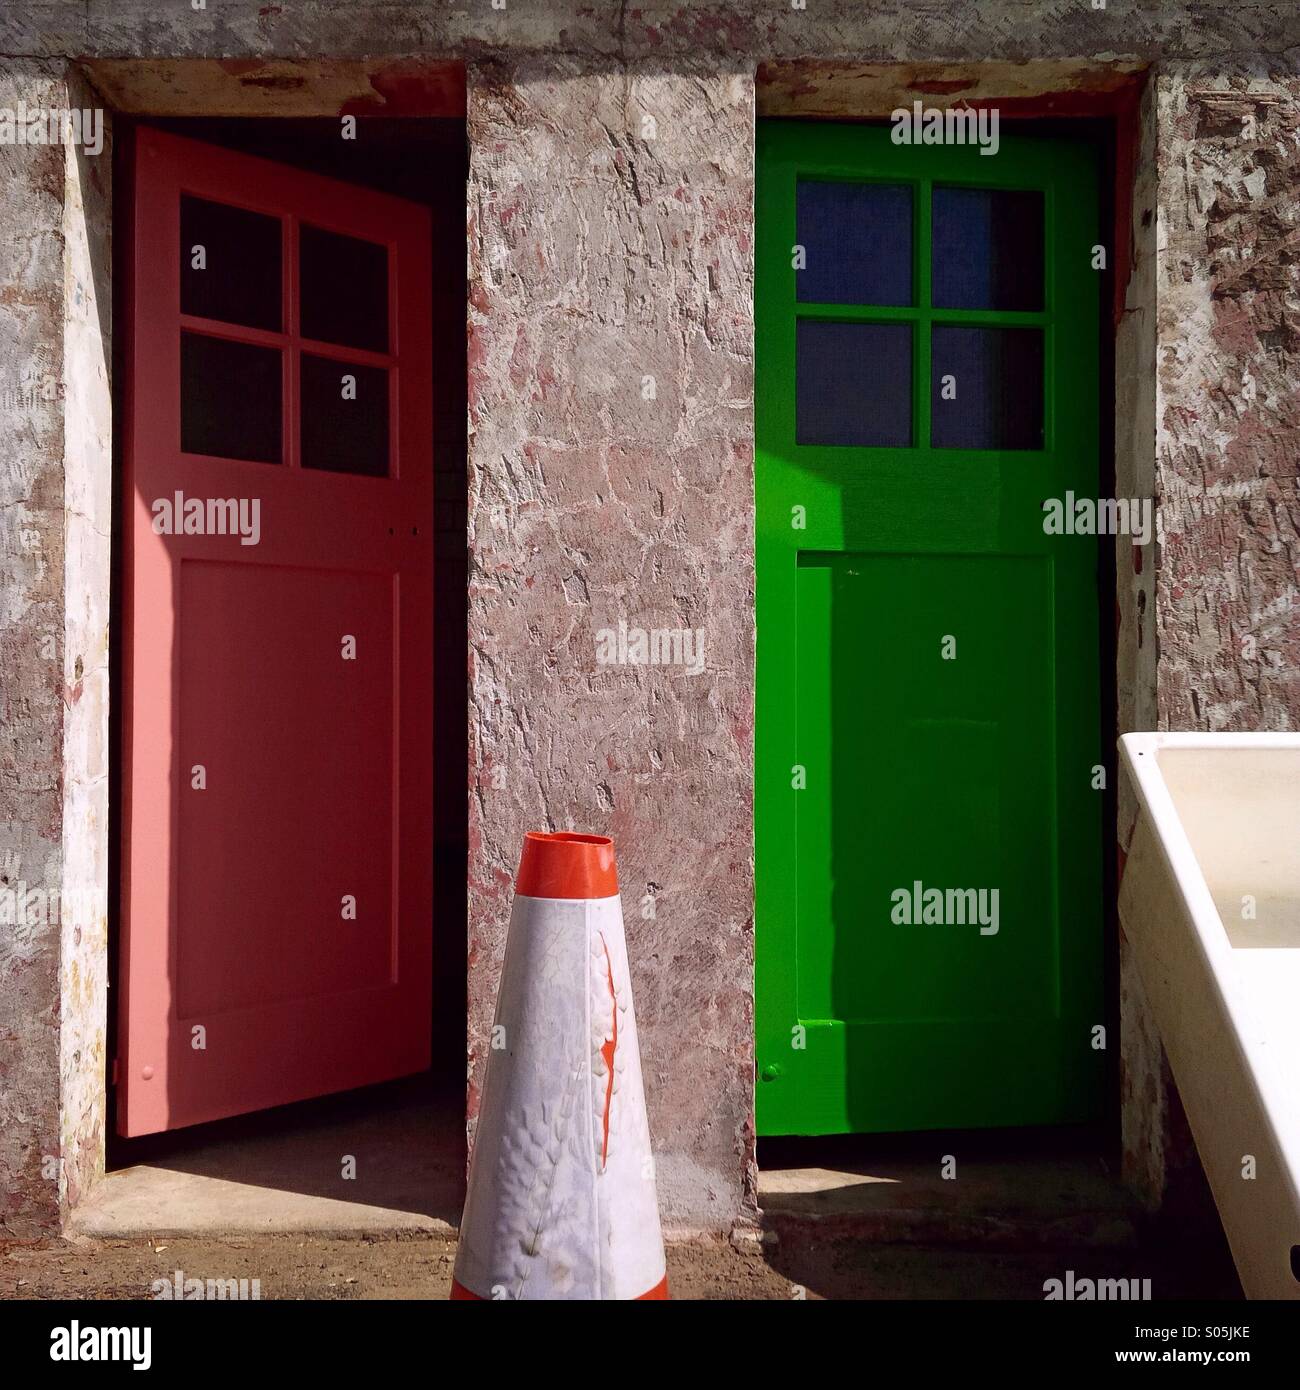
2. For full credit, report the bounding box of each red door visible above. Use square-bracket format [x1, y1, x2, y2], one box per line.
[119, 129, 434, 1136]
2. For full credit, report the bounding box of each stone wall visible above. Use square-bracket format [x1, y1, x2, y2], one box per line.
[466, 61, 756, 1230]
[1153, 72, 1300, 734]
[6, 1, 1300, 66]
[0, 63, 112, 1236]
[0, 64, 73, 1236]
[57, 68, 112, 1218]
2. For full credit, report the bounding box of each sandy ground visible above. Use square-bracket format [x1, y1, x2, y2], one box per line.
[1, 1231, 1241, 1301]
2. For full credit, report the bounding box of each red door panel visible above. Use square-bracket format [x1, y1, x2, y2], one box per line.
[119, 129, 434, 1136]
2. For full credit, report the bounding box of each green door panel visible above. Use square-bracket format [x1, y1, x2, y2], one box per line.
[756, 121, 1104, 1136]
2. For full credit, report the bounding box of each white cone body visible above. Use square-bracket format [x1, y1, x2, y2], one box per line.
[454, 892, 666, 1300]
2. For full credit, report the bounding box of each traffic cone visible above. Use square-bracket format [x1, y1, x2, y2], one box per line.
[452, 831, 668, 1300]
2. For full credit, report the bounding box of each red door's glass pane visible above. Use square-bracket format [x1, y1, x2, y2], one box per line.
[299, 225, 389, 353]
[180, 332, 282, 463]
[180, 195, 282, 331]
[300, 354, 390, 476]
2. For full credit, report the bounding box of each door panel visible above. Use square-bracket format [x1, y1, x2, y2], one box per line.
[756, 122, 1103, 1135]
[175, 561, 396, 1014]
[119, 129, 434, 1136]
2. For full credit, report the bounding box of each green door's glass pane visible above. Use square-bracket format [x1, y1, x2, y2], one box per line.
[932, 186, 1044, 311]
[797, 320, 912, 448]
[931, 325, 1044, 450]
[796, 180, 913, 306]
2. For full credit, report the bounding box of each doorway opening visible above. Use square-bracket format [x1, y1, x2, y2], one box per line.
[96, 114, 468, 1233]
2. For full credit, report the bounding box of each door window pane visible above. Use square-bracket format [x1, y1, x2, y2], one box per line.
[932, 187, 1044, 311]
[181, 333, 282, 462]
[300, 226, 389, 353]
[931, 326, 1043, 450]
[300, 355, 390, 477]
[797, 320, 912, 447]
[180, 196, 282, 332]
[796, 181, 913, 306]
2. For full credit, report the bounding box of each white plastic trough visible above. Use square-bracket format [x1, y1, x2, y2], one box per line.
[1119, 732, 1300, 1299]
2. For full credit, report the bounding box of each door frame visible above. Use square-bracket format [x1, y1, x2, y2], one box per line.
[55, 65, 470, 1214]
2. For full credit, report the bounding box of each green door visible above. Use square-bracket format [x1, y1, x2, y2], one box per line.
[756, 121, 1104, 1136]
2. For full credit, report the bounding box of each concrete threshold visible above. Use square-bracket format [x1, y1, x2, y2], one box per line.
[73, 1075, 463, 1240]
[757, 1128, 1137, 1250]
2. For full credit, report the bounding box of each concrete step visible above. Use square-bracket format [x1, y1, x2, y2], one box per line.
[757, 1131, 1138, 1250]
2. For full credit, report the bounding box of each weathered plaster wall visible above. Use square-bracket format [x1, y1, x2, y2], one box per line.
[1115, 77, 1165, 1210]
[1153, 72, 1300, 734]
[466, 60, 756, 1231]
[0, 63, 71, 1236]
[57, 69, 112, 1217]
[0, 65, 111, 1235]
[1115, 79, 1160, 850]
[6, 1, 1300, 65]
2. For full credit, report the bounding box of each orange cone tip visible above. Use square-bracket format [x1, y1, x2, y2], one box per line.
[515, 830, 619, 899]
[452, 830, 667, 1300]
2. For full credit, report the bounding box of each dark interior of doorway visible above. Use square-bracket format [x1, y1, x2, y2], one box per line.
[106, 116, 468, 1201]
